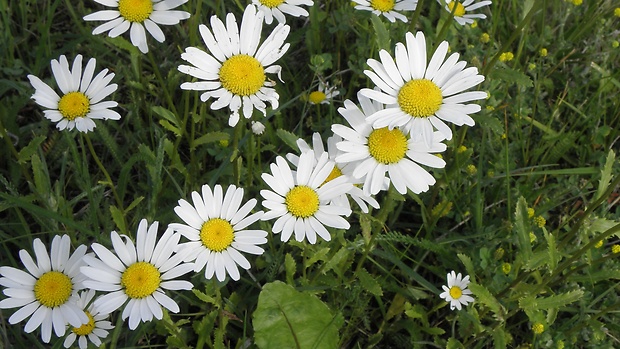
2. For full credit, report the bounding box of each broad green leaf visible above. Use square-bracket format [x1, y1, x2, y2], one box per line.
[191, 131, 230, 151]
[595, 149, 615, 200]
[152, 106, 181, 128]
[492, 328, 507, 349]
[17, 135, 46, 164]
[253, 281, 343, 349]
[370, 15, 391, 52]
[457, 253, 475, 279]
[489, 68, 533, 88]
[109, 205, 127, 235]
[519, 290, 584, 310]
[468, 283, 504, 320]
[447, 337, 465, 349]
[514, 197, 533, 261]
[524, 250, 549, 271]
[276, 129, 300, 152]
[355, 268, 382, 296]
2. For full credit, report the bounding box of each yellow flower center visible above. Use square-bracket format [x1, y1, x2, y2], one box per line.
[118, 0, 153, 23]
[309, 91, 327, 104]
[448, 2, 466, 17]
[200, 218, 235, 252]
[398, 79, 443, 118]
[370, 0, 395, 12]
[72, 311, 95, 336]
[58, 92, 90, 120]
[259, 0, 285, 8]
[285, 185, 320, 218]
[449, 285, 463, 299]
[219, 54, 266, 97]
[322, 166, 343, 185]
[34, 271, 73, 308]
[121, 262, 161, 299]
[367, 127, 408, 164]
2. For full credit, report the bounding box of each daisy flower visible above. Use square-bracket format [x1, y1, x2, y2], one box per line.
[169, 184, 268, 282]
[27, 54, 120, 133]
[352, 0, 418, 23]
[63, 290, 114, 349]
[178, 5, 290, 127]
[0, 235, 88, 343]
[83, 0, 191, 54]
[439, 271, 474, 310]
[437, 0, 492, 26]
[361, 31, 487, 146]
[80, 219, 194, 330]
[285, 132, 380, 213]
[332, 91, 446, 196]
[252, 0, 314, 24]
[308, 81, 340, 105]
[261, 152, 353, 244]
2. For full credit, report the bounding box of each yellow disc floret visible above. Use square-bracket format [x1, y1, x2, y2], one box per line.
[368, 127, 408, 164]
[285, 185, 320, 218]
[34, 271, 73, 308]
[259, 0, 285, 8]
[200, 218, 235, 252]
[370, 0, 395, 12]
[118, 0, 153, 23]
[58, 92, 90, 120]
[449, 286, 463, 299]
[398, 79, 443, 118]
[322, 166, 343, 185]
[309, 91, 327, 104]
[121, 262, 161, 299]
[219, 54, 266, 96]
[72, 311, 95, 336]
[448, 1, 466, 17]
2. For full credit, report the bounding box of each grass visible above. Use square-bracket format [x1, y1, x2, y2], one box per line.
[1, 0, 620, 348]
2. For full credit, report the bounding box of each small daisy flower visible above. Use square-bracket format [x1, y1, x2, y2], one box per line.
[352, 0, 418, 23]
[253, 0, 314, 24]
[27, 54, 120, 133]
[63, 290, 114, 349]
[169, 184, 268, 282]
[332, 91, 447, 196]
[179, 5, 290, 127]
[438, 0, 492, 26]
[83, 0, 191, 54]
[286, 132, 380, 213]
[81, 219, 194, 330]
[361, 31, 486, 146]
[261, 152, 354, 244]
[439, 271, 474, 310]
[308, 81, 340, 105]
[0, 235, 88, 343]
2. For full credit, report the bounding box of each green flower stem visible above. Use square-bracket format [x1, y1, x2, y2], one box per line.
[82, 133, 127, 231]
[408, 0, 425, 32]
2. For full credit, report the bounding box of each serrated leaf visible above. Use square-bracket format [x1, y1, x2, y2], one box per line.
[596, 149, 615, 201]
[492, 328, 507, 349]
[524, 250, 549, 271]
[109, 205, 127, 235]
[253, 281, 343, 349]
[447, 337, 465, 349]
[304, 247, 330, 268]
[152, 106, 181, 128]
[422, 327, 445, 335]
[31, 154, 50, 203]
[519, 290, 584, 310]
[191, 288, 218, 306]
[285, 253, 295, 285]
[490, 68, 533, 88]
[276, 129, 300, 152]
[515, 197, 533, 261]
[370, 15, 391, 52]
[472, 113, 503, 135]
[163, 138, 187, 175]
[468, 283, 504, 320]
[543, 227, 558, 270]
[191, 131, 229, 151]
[457, 253, 476, 279]
[385, 293, 406, 321]
[159, 119, 182, 137]
[321, 247, 352, 278]
[356, 268, 383, 296]
[17, 135, 46, 164]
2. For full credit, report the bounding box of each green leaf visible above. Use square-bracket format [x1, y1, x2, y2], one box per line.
[489, 67, 533, 88]
[492, 328, 507, 349]
[191, 131, 229, 151]
[457, 253, 476, 279]
[519, 290, 584, 310]
[321, 246, 352, 278]
[370, 15, 391, 52]
[191, 288, 218, 306]
[17, 135, 46, 164]
[304, 247, 330, 268]
[285, 253, 296, 285]
[253, 281, 343, 349]
[447, 337, 465, 349]
[276, 129, 300, 152]
[356, 268, 383, 296]
[109, 205, 127, 235]
[159, 119, 183, 137]
[514, 197, 533, 262]
[31, 154, 51, 203]
[125, 196, 144, 213]
[468, 283, 504, 320]
[472, 113, 503, 135]
[543, 227, 558, 270]
[596, 149, 616, 201]
[152, 106, 180, 128]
